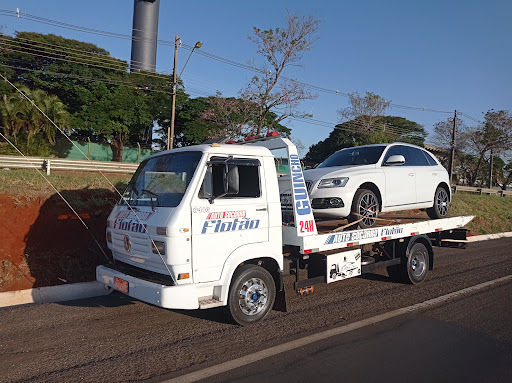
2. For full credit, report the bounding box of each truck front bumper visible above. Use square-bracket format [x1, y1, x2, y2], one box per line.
[96, 265, 200, 310]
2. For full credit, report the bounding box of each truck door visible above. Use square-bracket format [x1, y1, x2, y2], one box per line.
[190, 156, 269, 283]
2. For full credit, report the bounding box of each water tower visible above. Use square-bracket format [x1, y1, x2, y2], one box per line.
[130, 0, 160, 72]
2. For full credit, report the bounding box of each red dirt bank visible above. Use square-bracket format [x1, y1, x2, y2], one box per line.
[0, 193, 111, 292]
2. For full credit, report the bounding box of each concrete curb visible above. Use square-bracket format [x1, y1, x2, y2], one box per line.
[1, 232, 511, 309]
[465, 231, 512, 242]
[0, 281, 112, 309]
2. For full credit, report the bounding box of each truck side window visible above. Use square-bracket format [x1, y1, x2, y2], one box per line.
[199, 157, 261, 199]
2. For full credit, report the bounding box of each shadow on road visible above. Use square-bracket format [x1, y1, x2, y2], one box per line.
[359, 273, 403, 284]
[58, 291, 137, 308]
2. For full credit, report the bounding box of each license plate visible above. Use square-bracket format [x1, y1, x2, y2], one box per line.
[114, 277, 129, 294]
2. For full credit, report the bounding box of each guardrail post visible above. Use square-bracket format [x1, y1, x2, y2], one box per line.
[46, 159, 51, 175]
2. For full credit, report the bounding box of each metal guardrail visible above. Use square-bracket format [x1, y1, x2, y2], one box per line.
[0, 155, 139, 174]
[452, 184, 511, 197]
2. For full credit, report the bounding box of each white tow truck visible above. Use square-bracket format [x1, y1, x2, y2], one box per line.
[97, 134, 472, 325]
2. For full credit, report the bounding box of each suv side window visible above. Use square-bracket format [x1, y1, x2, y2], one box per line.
[383, 145, 411, 165]
[422, 151, 438, 166]
[199, 157, 261, 199]
[407, 147, 430, 166]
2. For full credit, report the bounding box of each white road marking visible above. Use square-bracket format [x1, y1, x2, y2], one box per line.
[164, 275, 512, 383]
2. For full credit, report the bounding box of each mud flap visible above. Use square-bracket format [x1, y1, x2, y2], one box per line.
[272, 287, 287, 312]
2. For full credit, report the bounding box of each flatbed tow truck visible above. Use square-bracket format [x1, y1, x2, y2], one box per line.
[97, 134, 472, 325]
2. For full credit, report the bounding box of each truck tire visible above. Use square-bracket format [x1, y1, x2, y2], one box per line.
[426, 186, 450, 219]
[348, 188, 379, 229]
[226, 264, 276, 325]
[401, 242, 429, 284]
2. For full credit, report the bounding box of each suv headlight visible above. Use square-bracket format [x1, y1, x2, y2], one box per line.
[317, 177, 349, 188]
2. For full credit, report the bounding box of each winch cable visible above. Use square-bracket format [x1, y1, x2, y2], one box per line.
[0, 132, 110, 262]
[0, 73, 177, 284]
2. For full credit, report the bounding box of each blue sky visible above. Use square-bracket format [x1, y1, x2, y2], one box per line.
[1, 0, 511, 154]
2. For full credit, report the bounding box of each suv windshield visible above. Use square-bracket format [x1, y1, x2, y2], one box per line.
[318, 146, 386, 168]
[120, 151, 202, 208]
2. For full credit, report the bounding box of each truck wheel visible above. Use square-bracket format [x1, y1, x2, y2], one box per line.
[227, 264, 276, 325]
[348, 188, 379, 229]
[426, 186, 450, 219]
[401, 242, 429, 284]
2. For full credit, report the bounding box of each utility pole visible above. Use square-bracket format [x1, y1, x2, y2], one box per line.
[167, 35, 179, 151]
[488, 147, 494, 189]
[448, 110, 457, 185]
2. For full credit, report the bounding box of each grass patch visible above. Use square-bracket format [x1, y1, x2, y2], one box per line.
[1, 169, 511, 235]
[450, 193, 512, 235]
[0, 168, 131, 210]
[0, 168, 131, 196]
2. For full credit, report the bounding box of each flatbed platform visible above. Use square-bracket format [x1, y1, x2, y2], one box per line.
[314, 211, 433, 234]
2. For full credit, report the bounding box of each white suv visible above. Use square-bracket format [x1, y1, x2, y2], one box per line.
[300, 142, 451, 228]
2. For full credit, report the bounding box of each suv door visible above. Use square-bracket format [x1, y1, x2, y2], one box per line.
[408, 147, 438, 204]
[381, 145, 417, 208]
[190, 156, 269, 283]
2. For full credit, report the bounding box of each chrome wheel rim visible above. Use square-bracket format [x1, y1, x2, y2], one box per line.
[436, 189, 449, 216]
[359, 192, 378, 226]
[410, 251, 427, 279]
[238, 277, 269, 316]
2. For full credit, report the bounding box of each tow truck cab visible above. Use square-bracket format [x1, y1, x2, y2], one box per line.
[98, 142, 285, 310]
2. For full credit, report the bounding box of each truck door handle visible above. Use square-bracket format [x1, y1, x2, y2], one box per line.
[408, 173, 414, 176]
[256, 208, 267, 212]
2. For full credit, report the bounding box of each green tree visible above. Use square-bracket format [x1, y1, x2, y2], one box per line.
[462, 110, 512, 186]
[304, 116, 425, 165]
[338, 92, 391, 132]
[0, 86, 70, 155]
[1, 32, 177, 160]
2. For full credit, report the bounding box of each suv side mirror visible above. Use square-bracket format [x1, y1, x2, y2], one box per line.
[384, 155, 406, 166]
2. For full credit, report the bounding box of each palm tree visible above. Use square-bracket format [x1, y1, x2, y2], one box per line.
[0, 93, 27, 143]
[1, 86, 70, 154]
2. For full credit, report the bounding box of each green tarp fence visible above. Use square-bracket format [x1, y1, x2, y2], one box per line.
[54, 139, 156, 163]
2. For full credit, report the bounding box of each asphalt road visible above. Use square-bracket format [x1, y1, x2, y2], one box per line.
[1, 238, 511, 383]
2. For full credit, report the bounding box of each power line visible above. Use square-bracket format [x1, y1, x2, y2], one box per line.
[0, 34, 162, 71]
[458, 112, 483, 124]
[0, 63, 176, 95]
[0, 41, 174, 82]
[0, 8, 455, 115]
[289, 115, 425, 138]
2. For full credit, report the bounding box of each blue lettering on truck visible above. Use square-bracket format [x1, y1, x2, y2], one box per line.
[114, 219, 147, 233]
[202, 218, 260, 234]
[290, 154, 311, 215]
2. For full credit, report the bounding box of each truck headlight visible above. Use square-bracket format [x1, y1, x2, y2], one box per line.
[317, 177, 349, 188]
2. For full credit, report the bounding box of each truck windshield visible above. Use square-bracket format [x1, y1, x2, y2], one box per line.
[317, 146, 386, 168]
[120, 151, 202, 208]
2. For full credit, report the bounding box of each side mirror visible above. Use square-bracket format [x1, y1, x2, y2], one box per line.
[385, 155, 405, 166]
[224, 163, 239, 195]
[203, 164, 214, 202]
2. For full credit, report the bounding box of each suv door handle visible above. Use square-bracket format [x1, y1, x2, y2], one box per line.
[408, 173, 414, 176]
